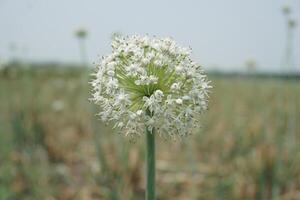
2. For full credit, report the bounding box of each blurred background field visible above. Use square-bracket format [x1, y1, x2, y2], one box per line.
[1, 0, 300, 199]
[0, 64, 299, 200]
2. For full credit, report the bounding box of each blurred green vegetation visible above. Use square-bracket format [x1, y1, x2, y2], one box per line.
[0, 65, 299, 200]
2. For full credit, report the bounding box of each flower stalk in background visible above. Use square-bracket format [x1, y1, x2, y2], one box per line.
[91, 35, 211, 199]
[281, 4, 297, 72]
[74, 27, 88, 67]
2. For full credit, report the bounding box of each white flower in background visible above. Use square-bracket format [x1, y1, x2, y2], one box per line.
[282, 4, 291, 15]
[51, 100, 65, 112]
[0, 59, 9, 71]
[91, 35, 211, 139]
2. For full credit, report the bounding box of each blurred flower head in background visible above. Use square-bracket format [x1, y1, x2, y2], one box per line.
[288, 18, 297, 28]
[74, 27, 88, 39]
[91, 35, 211, 139]
[51, 99, 65, 112]
[245, 58, 257, 72]
[0, 59, 9, 71]
[282, 4, 291, 15]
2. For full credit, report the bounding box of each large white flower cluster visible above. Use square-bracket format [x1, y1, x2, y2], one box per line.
[91, 35, 211, 139]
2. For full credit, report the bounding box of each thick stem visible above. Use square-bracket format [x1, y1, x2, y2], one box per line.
[146, 127, 155, 200]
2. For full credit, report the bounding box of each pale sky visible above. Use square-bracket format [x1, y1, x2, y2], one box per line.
[0, 0, 299, 72]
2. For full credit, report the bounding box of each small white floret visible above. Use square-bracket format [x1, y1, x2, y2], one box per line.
[176, 99, 183, 104]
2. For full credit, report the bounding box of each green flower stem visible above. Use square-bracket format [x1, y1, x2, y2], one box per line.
[146, 126, 156, 200]
[78, 38, 88, 67]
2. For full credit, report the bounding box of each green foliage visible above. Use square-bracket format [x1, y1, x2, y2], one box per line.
[0, 66, 299, 199]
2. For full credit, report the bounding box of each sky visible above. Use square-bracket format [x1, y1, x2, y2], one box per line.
[0, 0, 299, 72]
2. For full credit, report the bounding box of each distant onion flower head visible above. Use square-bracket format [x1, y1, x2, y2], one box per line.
[91, 35, 211, 139]
[245, 58, 257, 70]
[51, 100, 65, 112]
[75, 27, 88, 38]
[0, 59, 9, 71]
[288, 18, 297, 28]
[282, 4, 291, 15]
